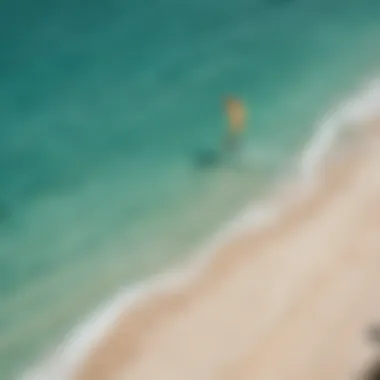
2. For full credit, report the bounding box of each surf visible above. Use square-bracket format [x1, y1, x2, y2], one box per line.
[20, 77, 380, 380]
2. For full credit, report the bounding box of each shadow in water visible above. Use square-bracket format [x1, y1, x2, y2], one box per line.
[194, 148, 222, 169]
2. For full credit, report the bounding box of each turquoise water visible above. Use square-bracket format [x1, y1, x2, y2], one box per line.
[1, 0, 380, 377]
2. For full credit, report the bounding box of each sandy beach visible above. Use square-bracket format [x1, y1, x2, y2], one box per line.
[32, 127, 380, 380]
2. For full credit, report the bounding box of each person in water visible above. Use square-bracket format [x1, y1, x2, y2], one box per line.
[223, 96, 247, 152]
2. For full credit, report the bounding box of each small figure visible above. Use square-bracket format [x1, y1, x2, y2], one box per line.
[223, 96, 247, 153]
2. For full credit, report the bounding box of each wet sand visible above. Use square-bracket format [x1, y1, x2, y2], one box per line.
[71, 131, 380, 380]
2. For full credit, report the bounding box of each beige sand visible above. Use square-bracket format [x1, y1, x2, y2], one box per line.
[73, 132, 380, 380]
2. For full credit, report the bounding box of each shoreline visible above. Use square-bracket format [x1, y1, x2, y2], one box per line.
[72, 127, 380, 380]
[22, 79, 380, 380]
[73, 125, 380, 380]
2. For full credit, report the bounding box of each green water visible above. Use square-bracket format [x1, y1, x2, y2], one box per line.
[0, 0, 380, 377]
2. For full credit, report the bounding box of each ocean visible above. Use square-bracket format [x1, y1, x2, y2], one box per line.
[1, 0, 380, 378]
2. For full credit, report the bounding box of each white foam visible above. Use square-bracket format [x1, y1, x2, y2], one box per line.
[300, 79, 380, 178]
[22, 78, 380, 380]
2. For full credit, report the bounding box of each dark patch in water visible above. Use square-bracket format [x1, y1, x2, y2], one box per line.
[194, 149, 221, 168]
